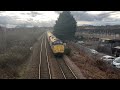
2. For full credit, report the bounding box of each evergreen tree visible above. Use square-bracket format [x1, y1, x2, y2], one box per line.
[53, 11, 77, 40]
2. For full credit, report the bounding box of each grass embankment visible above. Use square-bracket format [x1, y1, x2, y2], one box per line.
[68, 42, 120, 79]
[0, 28, 44, 79]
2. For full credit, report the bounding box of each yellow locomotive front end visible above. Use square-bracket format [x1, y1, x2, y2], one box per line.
[52, 45, 64, 54]
[51, 39, 65, 56]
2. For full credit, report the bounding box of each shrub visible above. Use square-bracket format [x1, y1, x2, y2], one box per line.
[0, 52, 24, 78]
[0, 52, 24, 68]
[64, 48, 71, 56]
[93, 59, 108, 71]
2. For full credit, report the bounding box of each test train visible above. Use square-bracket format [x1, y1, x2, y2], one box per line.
[47, 31, 65, 56]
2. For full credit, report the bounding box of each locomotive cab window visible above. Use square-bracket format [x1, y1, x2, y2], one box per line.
[52, 40, 63, 45]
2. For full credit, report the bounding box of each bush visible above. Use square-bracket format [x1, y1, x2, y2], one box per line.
[0, 52, 24, 78]
[64, 48, 71, 56]
[9, 46, 30, 57]
[93, 59, 108, 71]
[0, 52, 24, 68]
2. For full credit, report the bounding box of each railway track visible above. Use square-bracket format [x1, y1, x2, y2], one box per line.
[45, 31, 77, 79]
[39, 33, 52, 79]
[56, 57, 77, 79]
[38, 32, 77, 79]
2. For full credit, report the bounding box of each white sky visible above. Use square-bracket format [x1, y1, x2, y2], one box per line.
[0, 11, 58, 21]
[87, 11, 113, 15]
[0, 11, 120, 28]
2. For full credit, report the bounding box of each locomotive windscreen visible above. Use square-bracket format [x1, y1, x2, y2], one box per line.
[52, 40, 63, 45]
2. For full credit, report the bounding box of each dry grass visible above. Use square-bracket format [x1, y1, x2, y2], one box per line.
[68, 42, 120, 79]
[0, 27, 44, 79]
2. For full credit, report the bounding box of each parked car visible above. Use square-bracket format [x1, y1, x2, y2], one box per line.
[90, 49, 98, 54]
[112, 57, 120, 68]
[77, 41, 84, 44]
[101, 55, 115, 62]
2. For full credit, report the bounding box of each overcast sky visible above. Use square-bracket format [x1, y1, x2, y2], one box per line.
[0, 11, 120, 28]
